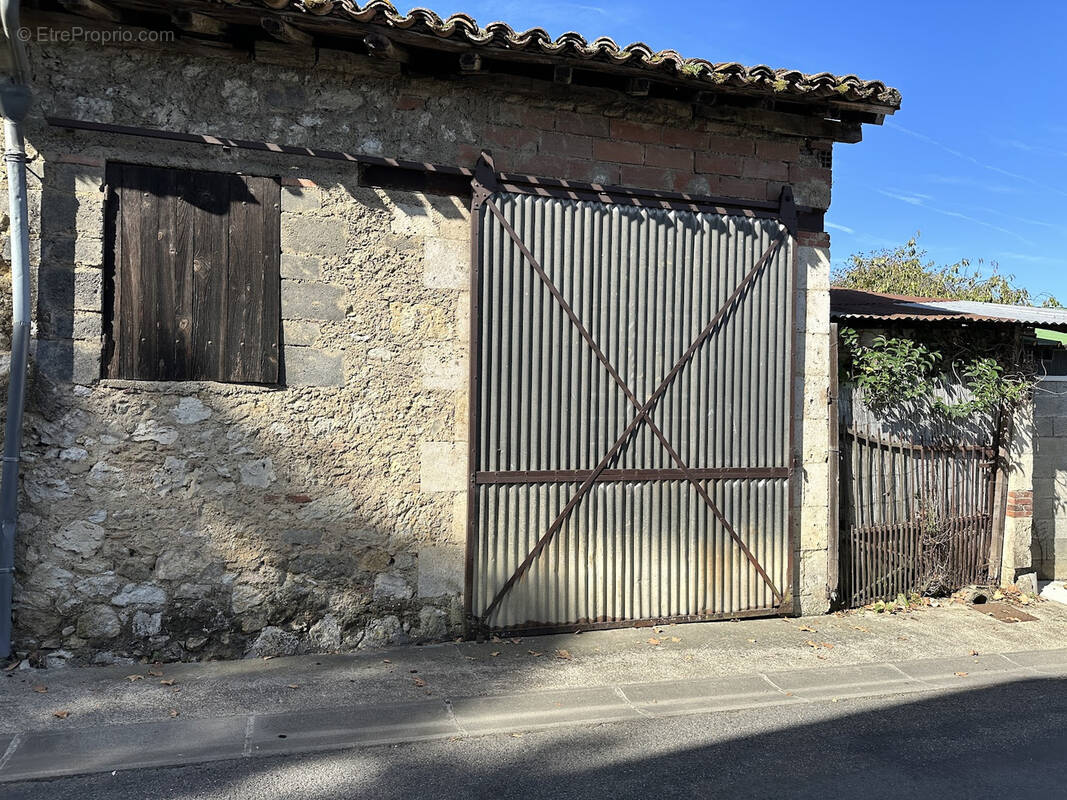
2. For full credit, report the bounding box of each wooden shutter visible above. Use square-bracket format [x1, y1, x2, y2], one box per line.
[105, 163, 281, 383]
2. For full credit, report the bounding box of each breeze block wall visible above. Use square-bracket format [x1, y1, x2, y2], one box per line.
[1, 34, 836, 663]
[1034, 381, 1067, 580]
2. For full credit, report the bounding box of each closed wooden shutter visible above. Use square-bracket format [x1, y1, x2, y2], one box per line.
[105, 163, 281, 383]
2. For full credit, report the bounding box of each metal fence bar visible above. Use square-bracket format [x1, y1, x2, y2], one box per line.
[838, 384, 999, 607]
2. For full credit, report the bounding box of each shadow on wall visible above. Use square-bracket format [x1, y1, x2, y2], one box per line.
[1034, 381, 1067, 579]
[9, 678, 1067, 798]
[11, 155, 469, 664]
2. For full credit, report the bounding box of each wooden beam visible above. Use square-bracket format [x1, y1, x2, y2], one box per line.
[459, 52, 482, 72]
[57, 0, 120, 22]
[698, 102, 864, 144]
[626, 77, 651, 97]
[260, 17, 313, 46]
[363, 32, 409, 63]
[170, 10, 228, 37]
[553, 65, 573, 85]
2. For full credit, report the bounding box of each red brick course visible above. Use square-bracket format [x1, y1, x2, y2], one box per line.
[1007, 489, 1034, 518]
[592, 139, 643, 165]
[644, 144, 693, 171]
[609, 119, 661, 144]
[448, 99, 832, 212]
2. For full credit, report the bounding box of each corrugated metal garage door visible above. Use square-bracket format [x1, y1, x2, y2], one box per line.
[467, 181, 797, 633]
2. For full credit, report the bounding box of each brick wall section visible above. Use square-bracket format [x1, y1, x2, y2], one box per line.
[462, 106, 832, 207]
[1006, 489, 1033, 519]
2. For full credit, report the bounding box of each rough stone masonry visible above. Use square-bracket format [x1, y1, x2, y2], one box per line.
[0, 30, 836, 664]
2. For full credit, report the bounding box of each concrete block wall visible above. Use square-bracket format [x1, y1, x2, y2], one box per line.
[1034, 380, 1067, 579]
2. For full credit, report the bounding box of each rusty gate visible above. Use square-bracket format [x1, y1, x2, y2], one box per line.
[838, 385, 1000, 607]
[465, 159, 799, 633]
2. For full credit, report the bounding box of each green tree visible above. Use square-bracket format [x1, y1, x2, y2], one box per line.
[832, 236, 1060, 307]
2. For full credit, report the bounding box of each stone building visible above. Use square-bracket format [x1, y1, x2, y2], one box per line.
[2, 0, 900, 663]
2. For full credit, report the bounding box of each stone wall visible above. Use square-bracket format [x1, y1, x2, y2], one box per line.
[3, 33, 836, 663]
[1000, 400, 1035, 585]
[795, 233, 832, 614]
[1034, 380, 1067, 579]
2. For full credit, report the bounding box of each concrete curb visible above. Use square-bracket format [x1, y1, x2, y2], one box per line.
[2, 648, 1065, 784]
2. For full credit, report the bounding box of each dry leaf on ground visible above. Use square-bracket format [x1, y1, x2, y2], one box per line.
[954, 671, 969, 677]
[413, 677, 427, 687]
[125, 674, 144, 682]
[147, 669, 163, 677]
[555, 649, 573, 660]
[670, 637, 681, 643]
[805, 640, 834, 650]
[53, 710, 69, 719]
[286, 684, 300, 689]
[31, 684, 47, 693]
[527, 650, 542, 657]
[168, 708, 180, 718]
[798, 625, 817, 633]
[160, 679, 175, 686]
[647, 637, 661, 646]
[490, 651, 500, 657]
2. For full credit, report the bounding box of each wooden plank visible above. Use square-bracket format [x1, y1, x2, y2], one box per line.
[191, 169, 231, 381]
[221, 173, 281, 384]
[225, 175, 260, 382]
[827, 322, 840, 603]
[172, 168, 194, 379]
[153, 166, 179, 380]
[256, 176, 281, 383]
[122, 164, 150, 378]
[103, 163, 122, 378]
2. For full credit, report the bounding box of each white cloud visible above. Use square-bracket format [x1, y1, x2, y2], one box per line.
[825, 221, 855, 234]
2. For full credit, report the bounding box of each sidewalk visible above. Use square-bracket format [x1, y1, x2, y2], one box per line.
[2, 601, 1066, 783]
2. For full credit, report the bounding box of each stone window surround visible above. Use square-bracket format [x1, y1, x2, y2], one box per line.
[36, 155, 351, 390]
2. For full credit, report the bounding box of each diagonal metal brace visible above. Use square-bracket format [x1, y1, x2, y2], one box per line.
[479, 199, 788, 621]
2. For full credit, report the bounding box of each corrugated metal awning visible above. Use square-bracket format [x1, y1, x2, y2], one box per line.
[830, 288, 1067, 330]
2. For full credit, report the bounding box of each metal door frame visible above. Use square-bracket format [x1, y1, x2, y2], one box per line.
[465, 152, 801, 634]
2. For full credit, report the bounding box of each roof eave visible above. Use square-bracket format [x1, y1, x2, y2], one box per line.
[31, 0, 900, 120]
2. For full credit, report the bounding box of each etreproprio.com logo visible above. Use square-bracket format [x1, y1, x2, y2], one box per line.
[17, 26, 176, 44]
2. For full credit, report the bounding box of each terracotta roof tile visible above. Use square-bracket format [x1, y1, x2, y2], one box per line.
[251, 1, 901, 110]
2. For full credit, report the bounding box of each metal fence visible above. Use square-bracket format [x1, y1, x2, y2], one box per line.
[838, 385, 998, 606]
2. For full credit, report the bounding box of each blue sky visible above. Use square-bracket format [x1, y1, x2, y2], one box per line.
[430, 0, 1067, 301]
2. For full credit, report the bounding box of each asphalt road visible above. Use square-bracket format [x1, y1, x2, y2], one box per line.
[5, 675, 1064, 800]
